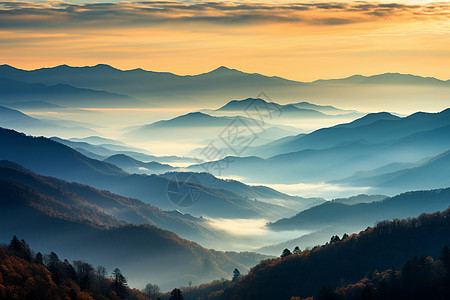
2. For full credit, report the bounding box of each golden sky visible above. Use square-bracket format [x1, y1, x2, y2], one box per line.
[1, 0, 449, 81]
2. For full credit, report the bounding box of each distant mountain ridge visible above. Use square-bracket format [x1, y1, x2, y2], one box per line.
[0, 168, 248, 289]
[104, 154, 175, 174]
[0, 77, 143, 108]
[188, 108, 450, 190]
[0, 127, 296, 220]
[1, 64, 449, 107]
[268, 188, 450, 231]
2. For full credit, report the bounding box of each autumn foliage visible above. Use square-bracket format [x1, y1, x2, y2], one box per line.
[0, 237, 154, 300]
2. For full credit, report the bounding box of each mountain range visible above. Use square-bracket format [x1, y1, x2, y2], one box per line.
[0, 163, 249, 290]
[0, 77, 143, 108]
[1, 64, 449, 109]
[0, 127, 300, 221]
[188, 108, 450, 193]
[123, 111, 298, 144]
[0, 105, 98, 137]
[183, 206, 450, 299]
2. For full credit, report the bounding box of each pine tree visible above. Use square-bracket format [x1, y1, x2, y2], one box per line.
[232, 268, 241, 282]
[281, 248, 292, 258]
[169, 288, 184, 300]
[111, 268, 129, 299]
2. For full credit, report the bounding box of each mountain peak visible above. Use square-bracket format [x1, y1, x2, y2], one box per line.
[206, 66, 244, 75]
[217, 98, 275, 111]
[338, 112, 401, 128]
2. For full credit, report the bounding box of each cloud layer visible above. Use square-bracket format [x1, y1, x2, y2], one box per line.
[0, 0, 449, 28]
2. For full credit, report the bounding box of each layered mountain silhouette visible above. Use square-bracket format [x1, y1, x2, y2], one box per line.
[0, 105, 98, 136]
[104, 154, 175, 174]
[160, 171, 324, 211]
[1, 64, 449, 107]
[0, 77, 143, 108]
[0, 128, 296, 220]
[188, 108, 450, 191]
[0, 167, 249, 289]
[269, 188, 450, 231]
[215, 98, 357, 119]
[187, 207, 450, 299]
[51, 136, 197, 163]
[124, 111, 297, 143]
[0, 161, 216, 242]
[334, 149, 450, 194]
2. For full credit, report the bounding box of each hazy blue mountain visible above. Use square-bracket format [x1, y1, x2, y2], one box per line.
[2, 64, 449, 107]
[69, 136, 127, 146]
[0, 161, 220, 244]
[248, 109, 450, 157]
[4, 100, 64, 110]
[0, 128, 294, 220]
[223, 251, 273, 268]
[0, 176, 248, 290]
[291, 101, 356, 115]
[335, 149, 450, 194]
[0, 105, 98, 137]
[104, 154, 176, 174]
[268, 188, 450, 231]
[0, 64, 297, 106]
[161, 171, 324, 211]
[215, 98, 351, 119]
[333, 194, 387, 205]
[51, 136, 197, 164]
[0, 105, 45, 128]
[0, 77, 143, 108]
[124, 111, 297, 142]
[190, 121, 450, 185]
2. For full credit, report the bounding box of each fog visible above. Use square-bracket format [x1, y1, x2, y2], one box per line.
[204, 217, 311, 251]
[249, 182, 373, 200]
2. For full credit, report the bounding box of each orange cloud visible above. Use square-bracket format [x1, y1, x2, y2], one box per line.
[0, 1, 449, 81]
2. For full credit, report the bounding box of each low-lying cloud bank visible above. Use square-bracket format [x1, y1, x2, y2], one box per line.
[0, 1, 449, 28]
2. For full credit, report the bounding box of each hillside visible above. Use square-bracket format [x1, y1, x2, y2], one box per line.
[161, 171, 324, 211]
[0, 176, 251, 290]
[269, 188, 450, 231]
[189, 110, 450, 187]
[0, 128, 295, 221]
[334, 149, 450, 194]
[181, 207, 450, 299]
[104, 154, 175, 174]
[0, 161, 218, 243]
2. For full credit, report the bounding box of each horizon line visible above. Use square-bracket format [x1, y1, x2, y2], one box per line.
[1, 63, 449, 83]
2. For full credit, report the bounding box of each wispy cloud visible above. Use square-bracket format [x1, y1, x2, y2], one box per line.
[0, 1, 448, 28]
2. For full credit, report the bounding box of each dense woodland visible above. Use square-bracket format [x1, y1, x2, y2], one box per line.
[0, 236, 160, 300]
[309, 246, 450, 300]
[3, 206, 450, 300]
[177, 207, 450, 299]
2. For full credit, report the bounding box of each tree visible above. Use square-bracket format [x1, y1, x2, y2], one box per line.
[111, 268, 129, 299]
[144, 283, 161, 298]
[73, 260, 95, 290]
[330, 235, 341, 244]
[8, 235, 32, 262]
[281, 248, 292, 258]
[46, 252, 62, 284]
[293, 246, 301, 254]
[232, 268, 241, 282]
[96, 266, 108, 292]
[342, 233, 349, 240]
[34, 252, 44, 265]
[169, 288, 184, 300]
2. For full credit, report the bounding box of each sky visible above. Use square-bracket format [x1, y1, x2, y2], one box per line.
[0, 0, 449, 81]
